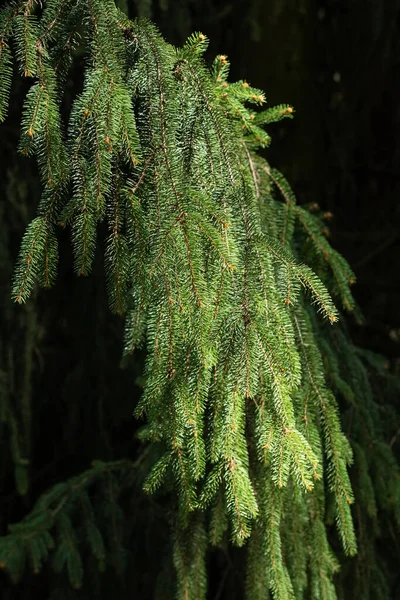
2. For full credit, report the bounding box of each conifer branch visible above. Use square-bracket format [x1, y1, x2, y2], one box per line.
[2, 5, 398, 598]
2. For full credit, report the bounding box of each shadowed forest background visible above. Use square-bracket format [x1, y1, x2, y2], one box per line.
[0, 1, 399, 599]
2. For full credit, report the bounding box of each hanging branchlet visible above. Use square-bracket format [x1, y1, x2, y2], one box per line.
[0, 460, 134, 587]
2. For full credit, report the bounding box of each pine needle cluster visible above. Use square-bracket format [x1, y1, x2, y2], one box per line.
[0, 2, 398, 599]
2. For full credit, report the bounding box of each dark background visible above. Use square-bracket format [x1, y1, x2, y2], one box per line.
[0, 1, 399, 598]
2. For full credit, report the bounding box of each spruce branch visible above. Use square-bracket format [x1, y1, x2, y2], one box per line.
[1, 4, 398, 598]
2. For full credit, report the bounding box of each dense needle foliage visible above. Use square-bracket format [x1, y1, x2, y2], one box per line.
[0, 2, 399, 599]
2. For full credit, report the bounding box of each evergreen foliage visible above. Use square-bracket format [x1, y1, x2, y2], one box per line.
[0, 460, 134, 588]
[0, 2, 398, 599]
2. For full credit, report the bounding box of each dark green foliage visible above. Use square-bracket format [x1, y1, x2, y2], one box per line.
[0, 2, 398, 599]
[0, 460, 134, 587]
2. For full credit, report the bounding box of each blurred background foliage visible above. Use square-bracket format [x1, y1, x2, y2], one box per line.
[0, 0, 399, 598]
